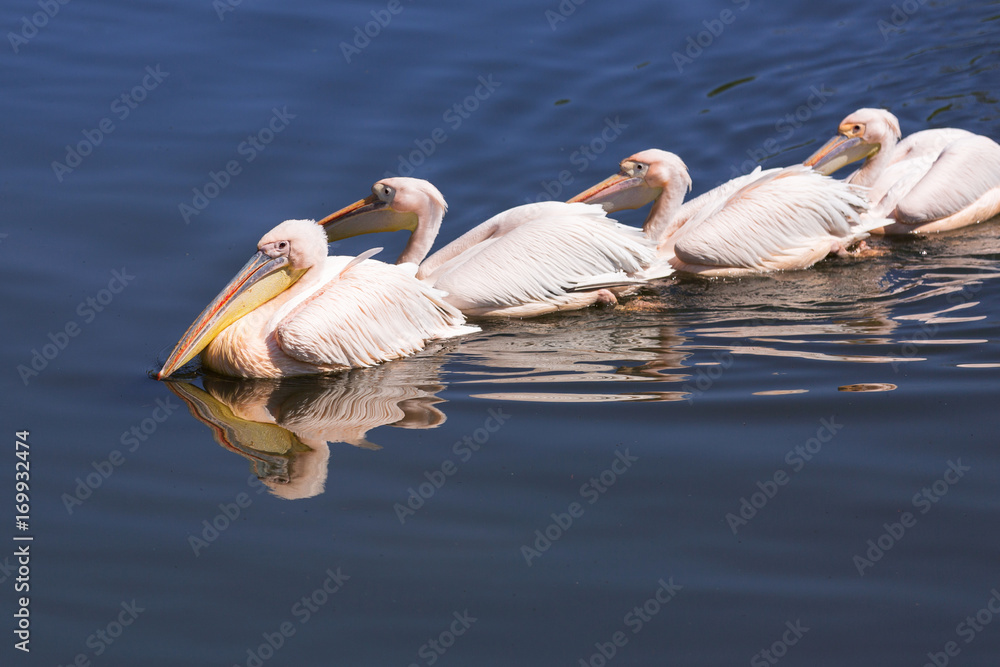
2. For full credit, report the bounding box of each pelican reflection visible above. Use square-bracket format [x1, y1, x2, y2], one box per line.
[166, 350, 450, 499]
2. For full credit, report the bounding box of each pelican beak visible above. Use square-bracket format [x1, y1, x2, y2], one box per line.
[157, 251, 303, 380]
[803, 135, 880, 175]
[567, 173, 659, 211]
[318, 194, 418, 242]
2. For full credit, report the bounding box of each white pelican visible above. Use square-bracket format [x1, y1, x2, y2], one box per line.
[804, 108, 1000, 234]
[568, 149, 884, 276]
[317, 178, 673, 318]
[157, 219, 477, 379]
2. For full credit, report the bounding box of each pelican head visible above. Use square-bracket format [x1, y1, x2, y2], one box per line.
[319, 177, 447, 243]
[568, 149, 691, 211]
[804, 108, 901, 175]
[157, 219, 324, 380]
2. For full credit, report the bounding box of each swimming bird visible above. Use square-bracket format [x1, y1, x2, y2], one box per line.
[568, 149, 882, 276]
[804, 108, 1000, 234]
[157, 219, 477, 379]
[318, 177, 672, 318]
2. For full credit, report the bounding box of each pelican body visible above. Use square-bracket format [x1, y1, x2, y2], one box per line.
[569, 149, 882, 276]
[804, 108, 1000, 234]
[318, 178, 672, 318]
[157, 219, 477, 380]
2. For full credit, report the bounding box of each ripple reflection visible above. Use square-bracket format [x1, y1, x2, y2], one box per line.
[166, 349, 451, 499]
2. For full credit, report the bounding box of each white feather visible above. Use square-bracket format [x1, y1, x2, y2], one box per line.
[277, 257, 478, 369]
[422, 201, 658, 315]
[673, 166, 872, 271]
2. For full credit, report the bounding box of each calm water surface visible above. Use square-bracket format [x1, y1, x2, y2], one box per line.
[3, 1, 1000, 665]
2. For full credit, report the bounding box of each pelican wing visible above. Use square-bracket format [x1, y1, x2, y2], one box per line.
[674, 167, 775, 230]
[674, 166, 869, 271]
[422, 202, 658, 313]
[274, 255, 478, 369]
[893, 135, 1000, 225]
[863, 155, 933, 217]
[892, 127, 975, 164]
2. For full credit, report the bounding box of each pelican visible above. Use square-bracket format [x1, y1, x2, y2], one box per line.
[157, 219, 477, 380]
[317, 178, 672, 318]
[568, 149, 884, 276]
[804, 108, 1000, 234]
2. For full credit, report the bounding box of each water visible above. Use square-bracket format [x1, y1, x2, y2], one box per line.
[3, 0, 1000, 665]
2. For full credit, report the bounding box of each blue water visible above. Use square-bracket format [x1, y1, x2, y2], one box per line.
[3, 0, 1000, 665]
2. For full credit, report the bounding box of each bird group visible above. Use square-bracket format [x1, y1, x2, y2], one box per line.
[157, 108, 1000, 380]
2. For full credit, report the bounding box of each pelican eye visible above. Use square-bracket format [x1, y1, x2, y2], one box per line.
[622, 161, 642, 177]
[374, 183, 395, 203]
[277, 241, 288, 251]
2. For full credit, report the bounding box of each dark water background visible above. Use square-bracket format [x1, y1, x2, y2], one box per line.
[3, 0, 1000, 665]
